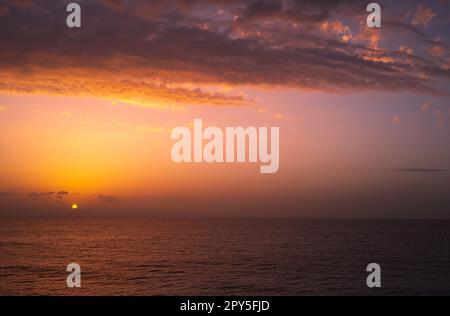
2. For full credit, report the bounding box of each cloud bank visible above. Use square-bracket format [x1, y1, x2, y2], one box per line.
[0, 0, 449, 107]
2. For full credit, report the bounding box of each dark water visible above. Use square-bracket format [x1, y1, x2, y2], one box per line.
[1, 219, 450, 296]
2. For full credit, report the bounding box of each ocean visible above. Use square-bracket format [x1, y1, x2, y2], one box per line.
[1, 219, 450, 296]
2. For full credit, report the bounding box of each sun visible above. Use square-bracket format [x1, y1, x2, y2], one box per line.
[71, 204, 78, 210]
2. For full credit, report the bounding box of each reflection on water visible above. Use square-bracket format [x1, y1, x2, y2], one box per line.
[1, 219, 450, 295]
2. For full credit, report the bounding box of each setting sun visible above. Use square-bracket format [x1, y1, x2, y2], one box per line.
[71, 204, 78, 210]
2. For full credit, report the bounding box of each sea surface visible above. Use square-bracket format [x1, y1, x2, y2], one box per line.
[1, 219, 450, 296]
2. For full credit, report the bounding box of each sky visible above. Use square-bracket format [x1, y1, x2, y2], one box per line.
[0, 0, 449, 217]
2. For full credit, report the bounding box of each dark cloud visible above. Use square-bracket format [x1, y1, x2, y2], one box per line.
[238, 0, 367, 24]
[0, 190, 71, 200]
[395, 168, 449, 173]
[28, 191, 54, 197]
[23, 190, 72, 200]
[0, 0, 449, 106]
[98, 194, 118, 202]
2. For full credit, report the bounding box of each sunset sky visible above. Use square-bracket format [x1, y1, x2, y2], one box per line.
[0, 0, 449, 217]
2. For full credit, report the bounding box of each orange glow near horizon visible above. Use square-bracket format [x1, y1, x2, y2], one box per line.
[1, 90, 449, 216]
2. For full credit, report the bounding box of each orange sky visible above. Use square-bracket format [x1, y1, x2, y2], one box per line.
[1, 90, 449, 217]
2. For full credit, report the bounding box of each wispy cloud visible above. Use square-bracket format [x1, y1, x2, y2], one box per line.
[395, 168, 448, 173]
[412, 5, 437, 28]
[97, 194, 118, 202]
[28, 191, 54, 197]
[422, 100, 434, 111]
[272, 113, 297, 121]
[25, 190, 72, 199]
